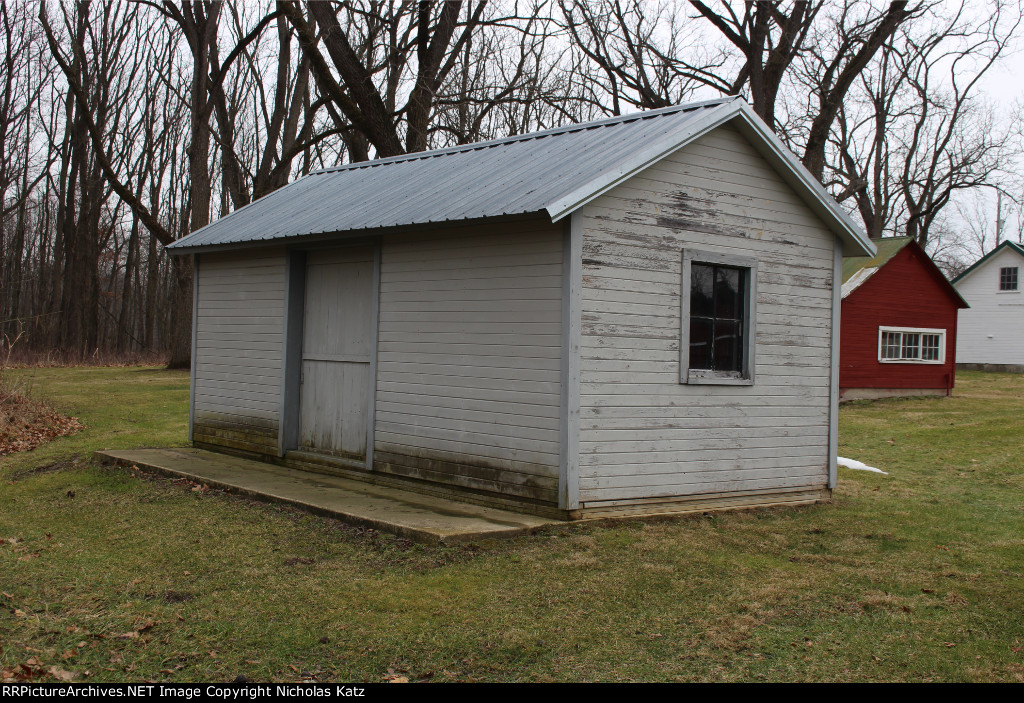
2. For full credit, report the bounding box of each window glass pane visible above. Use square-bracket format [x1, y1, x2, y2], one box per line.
[901, 333, 920, 359]
[1000, 267, 1019, 291]
[691, 264, 714, 317]
[687, 260, 749, 377]
[689, 317, 713, 370]
[713, 319, 742, 372]
[714, 266, 742, 320]
[881, 331, 901, 359]
[922, 334, 941, 360]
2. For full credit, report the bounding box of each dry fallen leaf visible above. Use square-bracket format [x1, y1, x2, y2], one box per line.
[48, 666, 76, 682]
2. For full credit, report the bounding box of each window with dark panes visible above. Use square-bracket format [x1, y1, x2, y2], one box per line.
[880, 331, 902, 359]
[999, 266, 1018, 291]
[689, 263, 745, 373]
[921, 334, 941, 360]
[900, 332, 920, 359]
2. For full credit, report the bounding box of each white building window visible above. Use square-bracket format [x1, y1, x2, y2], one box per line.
[999, 266, 1018, 291]
[878, 327, 945, 364]
[681, 249, 757, 385]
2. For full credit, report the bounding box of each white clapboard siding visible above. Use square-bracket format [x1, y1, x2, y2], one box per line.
[577, 123, 834, 506]
[193, 247, 286, 451]
[374, 220, 563, 503]
[954, 246, 1024, 365]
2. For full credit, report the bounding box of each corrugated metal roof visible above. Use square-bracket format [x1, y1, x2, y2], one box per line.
[169, 97, 873, 255]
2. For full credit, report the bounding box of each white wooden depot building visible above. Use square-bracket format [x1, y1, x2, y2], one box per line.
[168, 97, 874, 519]
[953, 240, 1024, 371]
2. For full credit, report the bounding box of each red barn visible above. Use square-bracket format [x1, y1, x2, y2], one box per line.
[840, 237, 968, 401]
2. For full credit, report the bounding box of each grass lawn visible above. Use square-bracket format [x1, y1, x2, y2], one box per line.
[1, 367, 1022, 682]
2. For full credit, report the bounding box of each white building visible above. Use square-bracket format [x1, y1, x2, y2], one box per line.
[168, 98, 874, 520]
[953, 240, 1024, 371]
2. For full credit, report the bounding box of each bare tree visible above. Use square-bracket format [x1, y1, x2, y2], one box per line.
[824, 1, 1022, 247]
[689, 0, 820, 128]
[559, 0, 921, 184]
[897, 2, 1021, 245]
[35, 2, 152, 355]
[0, 2, 54, 339]
[791, 0, 920, 179]
[557, 0, 728, 115]
[279, 0, 552, 160]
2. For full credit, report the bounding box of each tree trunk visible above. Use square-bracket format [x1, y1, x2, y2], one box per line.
[166, 254, 192, 369]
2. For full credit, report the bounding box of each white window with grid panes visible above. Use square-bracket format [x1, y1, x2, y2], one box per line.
[999, 266, 1019, 291]
[878, 326, 945, 364]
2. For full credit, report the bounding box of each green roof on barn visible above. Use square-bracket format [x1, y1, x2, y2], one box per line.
[842, 237, 914, 284]
[841, 236, 967, 307]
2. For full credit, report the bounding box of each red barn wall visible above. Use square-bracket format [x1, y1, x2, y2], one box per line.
[840, 246, 959, 394]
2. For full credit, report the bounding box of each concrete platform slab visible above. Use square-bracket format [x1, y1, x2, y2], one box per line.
[96, 448, 560, 543]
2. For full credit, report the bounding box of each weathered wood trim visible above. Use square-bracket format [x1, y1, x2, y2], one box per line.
[264, 445, 571, 519]
[366, 241, 381, 472]
[194, 418, 278, 457]
[188, 254, 200, 443]
[559, 211, 583, 510]
[828, 239, 842, 488]
[579, 486, 830, 519]
[279, 249, 306, 455]
[167, 212, 548, 256]
[302, 354, 371, 364]
[679, 248, 758, 385]
[374, 449, 558, 504]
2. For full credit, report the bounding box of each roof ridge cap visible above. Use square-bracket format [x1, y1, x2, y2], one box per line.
[309, 97, 738, 176]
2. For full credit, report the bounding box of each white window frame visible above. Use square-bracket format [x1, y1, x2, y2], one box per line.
[680, 249, 758, 385]
[877, 326, 945, 365]
[998, 266, 1019, 293]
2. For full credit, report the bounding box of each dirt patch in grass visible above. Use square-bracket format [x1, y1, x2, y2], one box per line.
[10, 455, 84, 480]
[0, 389, 84, 457]
[283, 556, 316, 567]
[146, 590, 197, 604]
